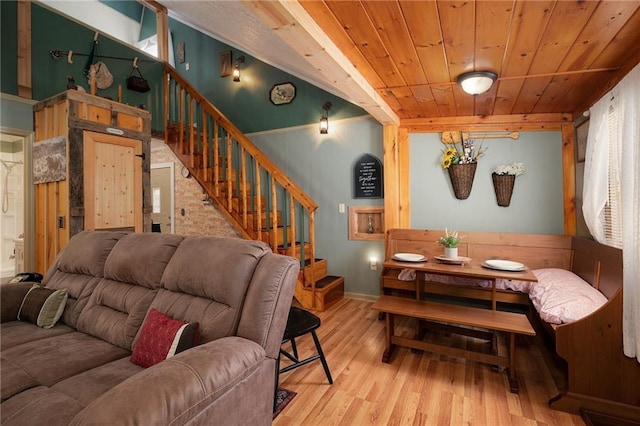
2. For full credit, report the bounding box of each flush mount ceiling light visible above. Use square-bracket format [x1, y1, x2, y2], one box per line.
[457, 71, 498, 95]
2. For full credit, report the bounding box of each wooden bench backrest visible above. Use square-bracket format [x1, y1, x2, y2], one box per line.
[570, 237, 622, 300]
[385, 229, 573, 270]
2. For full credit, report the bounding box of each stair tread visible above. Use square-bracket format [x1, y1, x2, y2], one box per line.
[314, 275, 344, 290]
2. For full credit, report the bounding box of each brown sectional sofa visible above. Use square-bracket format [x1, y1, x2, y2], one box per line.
[1, 231, 299, 425]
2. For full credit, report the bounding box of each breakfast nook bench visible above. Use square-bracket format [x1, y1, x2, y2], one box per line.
[371, 295, 535, 393]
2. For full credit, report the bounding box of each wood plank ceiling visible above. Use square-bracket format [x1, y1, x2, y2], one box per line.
[299, 1, 640, 121]
[160, 1, 640, 125]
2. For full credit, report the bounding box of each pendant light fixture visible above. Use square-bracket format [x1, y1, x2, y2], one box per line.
[457, 71, 498, 95]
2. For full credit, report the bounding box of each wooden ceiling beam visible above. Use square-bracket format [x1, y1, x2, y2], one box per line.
[401, 113, 572, 132]
[243, 0, 399, 125]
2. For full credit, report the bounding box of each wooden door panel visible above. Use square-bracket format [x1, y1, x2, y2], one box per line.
[83, 131, 143, 232]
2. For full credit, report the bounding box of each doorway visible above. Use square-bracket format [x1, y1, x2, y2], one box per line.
[0, 131, 29, 282]
[150, 162, 174, 233]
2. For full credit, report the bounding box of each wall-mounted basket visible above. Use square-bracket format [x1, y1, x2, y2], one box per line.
[492, 173, 516, 207]
[447, 163, 477, 200]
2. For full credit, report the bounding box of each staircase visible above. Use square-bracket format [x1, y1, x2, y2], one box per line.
[162, 64, 343, 311]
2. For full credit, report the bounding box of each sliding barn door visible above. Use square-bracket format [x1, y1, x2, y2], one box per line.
[83, 131, 143, 231]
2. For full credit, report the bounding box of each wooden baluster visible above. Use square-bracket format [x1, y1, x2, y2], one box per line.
[202, 110, 208, 182]
[178, 87, 185, 155]
[255, 160, 263, 246]
[240, 147, 248, 229]
[289, 194, 296, 259]
[213, 121, 219, 197]
[189, 98, 195, 162]
[226, 132, 232, 211]
[271, 175, 278, 251]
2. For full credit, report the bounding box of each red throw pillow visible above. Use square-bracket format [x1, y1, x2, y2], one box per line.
[130, 308, 199, 368]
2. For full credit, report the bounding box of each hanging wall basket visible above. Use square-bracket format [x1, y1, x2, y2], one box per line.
[492, 173, 516, 207]
[447, 163, 477, 200]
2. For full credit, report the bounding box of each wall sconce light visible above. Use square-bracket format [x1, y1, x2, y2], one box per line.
[457, 71, 498, 95]
[319, 101, 332, 134]
[233, 55, 245, 82]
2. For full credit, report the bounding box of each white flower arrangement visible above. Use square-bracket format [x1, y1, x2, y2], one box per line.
[493, 162, 525, 176]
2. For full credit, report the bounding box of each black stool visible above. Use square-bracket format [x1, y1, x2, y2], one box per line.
[274, 307, 333, 409]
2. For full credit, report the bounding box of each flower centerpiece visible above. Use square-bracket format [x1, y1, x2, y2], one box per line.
[440, 136, 487, 199]
[492, 162, 525, 207]
[436, 229, 464, 258]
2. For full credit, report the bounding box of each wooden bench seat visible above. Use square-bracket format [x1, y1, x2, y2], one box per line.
[371, 295, 535, 393]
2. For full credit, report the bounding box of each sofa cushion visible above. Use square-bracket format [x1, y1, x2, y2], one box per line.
[0, 321, 74, 350]
[52, 358, 143, 406]
[0, 332, 129, 391]
[77, 234, 182, 351]
[17, 284, 68, 328]
[44, 230, 128, 278]
[130, 308, 199, 367]
[529, 268, 608, 324]
[156, 236, 269, 344]
[42, 231, 128, 328]
[1, 386, 85, 426]
[0, 356, 40, 400]
[104, 233, 184, 289]
[76, 280, 157, 350]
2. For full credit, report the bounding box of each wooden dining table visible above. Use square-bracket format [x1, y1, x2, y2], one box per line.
[383, 257, 538, 310]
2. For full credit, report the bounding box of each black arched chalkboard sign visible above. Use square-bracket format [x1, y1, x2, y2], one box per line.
[353, 153, 383, 199]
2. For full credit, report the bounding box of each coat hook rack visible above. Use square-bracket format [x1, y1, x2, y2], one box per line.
[49, 50, 155, 64]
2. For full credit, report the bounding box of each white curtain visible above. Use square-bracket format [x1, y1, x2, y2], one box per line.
[617, 65, 640, 361]
[583, 63, 640, 361]
[582, 95, 610, 242]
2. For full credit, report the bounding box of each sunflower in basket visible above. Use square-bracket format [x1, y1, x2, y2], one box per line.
[440, 136, 486, 169]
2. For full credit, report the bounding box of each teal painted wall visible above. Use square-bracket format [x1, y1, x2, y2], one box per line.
[168, 18, 367, 134]
[99, 0, 143, 22]
[29, 4, 164, 129]
[410, 131, 564, 234]
[1, 1, 18, 96]
[0, 97, 34, 132]
[250, 117, 385, 297]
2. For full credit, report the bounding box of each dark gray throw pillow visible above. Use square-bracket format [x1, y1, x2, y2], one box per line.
[17, 284, 68, 328]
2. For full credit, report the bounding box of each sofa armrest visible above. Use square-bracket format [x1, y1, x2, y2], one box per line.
[70, 336, 274, 425]
[0, 282, 32, 323]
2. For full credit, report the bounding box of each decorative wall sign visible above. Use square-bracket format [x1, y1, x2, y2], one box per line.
[177, 42, 185, 64]
[33, 136, 66, 184]
[220, 50, 232, 77]
[353, 153, 383, 199]
[269, 82, 296, 105]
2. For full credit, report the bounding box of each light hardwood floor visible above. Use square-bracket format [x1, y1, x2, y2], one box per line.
[274, 297, 585, 426]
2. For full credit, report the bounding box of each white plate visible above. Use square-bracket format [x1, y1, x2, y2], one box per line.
[482, 259, 526, 271]
[392, 253, 427, 262]
[433, 255, 472, 265]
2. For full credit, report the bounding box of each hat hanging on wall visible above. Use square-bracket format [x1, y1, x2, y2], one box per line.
[92, 61, 113, 89]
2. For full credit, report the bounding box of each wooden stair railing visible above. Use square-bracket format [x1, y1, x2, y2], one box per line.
[163, 64, 342, 311]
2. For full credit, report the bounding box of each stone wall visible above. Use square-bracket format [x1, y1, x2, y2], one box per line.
[151, 143, 239, 238]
